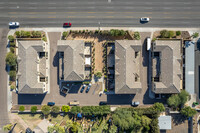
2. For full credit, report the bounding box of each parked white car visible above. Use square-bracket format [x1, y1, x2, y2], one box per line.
[140, 17, 150, 22]
[9, 22, 19, 27]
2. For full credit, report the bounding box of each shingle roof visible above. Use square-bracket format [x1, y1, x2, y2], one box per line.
[57, 40, 85, 81]
[115, 40, 142, 94]
[152, 40, 182, 94]
[17, 41, 45, 94]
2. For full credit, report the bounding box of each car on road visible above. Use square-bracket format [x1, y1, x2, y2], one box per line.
[85, 83, 91, 93]
[80, 84, 86, 93]
[140, 17, 150, 22]
[63, 22, 71, 27]
[131, 101, 140, 107]
[99, 101, 107, 105]
[9, 22, 19, 27]
[47, 102, 55, 106]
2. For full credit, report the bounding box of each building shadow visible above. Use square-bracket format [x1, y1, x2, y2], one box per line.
[18, 93, 47, 104]
[107, 94, 135, 105]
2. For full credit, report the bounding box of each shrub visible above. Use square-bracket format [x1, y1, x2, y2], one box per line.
[10, 47, 15, 53]
[9, 71, 16, 81]
[32, 31, 42, 38]
[168, 31, 174, 38]
[70, 106, 81, 115]
[3, 124, 13, 132]
[160, 30, 169, 38]
[104, 88, 107, 92]
[8, 35, 14, 42]
[42, 37, 47, 42]
[110, 29, 126, 36]
[134, 32, 141, 40]
[192, 32, 199, 38]
[15, 31, 20, 38]
[19, 105, 25, 112]
[6, 52, 17, 66]
[176, 31, 181, 36]
[61, 105, 70, 112]
[25, 31, 31, 38]
[10, 85, 15, 90]
[104, 75, 107, 78]
[31, 106, 38, 113]
[41, 105, 51, 115]
[9, 42, 16, 47]
[95, 72, 102, 78]
[62, 31, 69, 39]
[51, 106, 60, 114]
[83, 81, 90, 85]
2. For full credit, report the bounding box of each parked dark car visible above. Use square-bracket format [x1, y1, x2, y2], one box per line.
[99, 101, 107, 105]
[26, 128, 34, 133]
[47, 102, 55, 106]
[80, 84, 86, 93]
[85, 83, 91, 93]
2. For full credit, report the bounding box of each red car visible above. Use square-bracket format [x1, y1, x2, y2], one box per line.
[63, 22, 71, 27]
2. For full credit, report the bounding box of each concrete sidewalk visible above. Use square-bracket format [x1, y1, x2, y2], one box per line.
[10, 27, 200, 33]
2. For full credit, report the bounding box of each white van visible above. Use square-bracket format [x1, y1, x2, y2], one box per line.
[147, 37, 151, 51]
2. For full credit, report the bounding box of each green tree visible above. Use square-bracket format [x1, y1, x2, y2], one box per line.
[61, 105, 70, 112]
[150, 119, 159, 133]
[19, 105, 25, 112]
[41, 105, 51, 116]
[51, 106, 60, 114]
[109, 124, 117, 133]
[153, 102, 165, 112]
[167, 94, 181, 108]
[10, 85, 15, 90]
[3, 124, 13, 132]
[31, 106, 38, 113]
[176, 31, 181, 36]
[8, 35, 14, 42]
[70, 106, 81, 115]
[134, 31, 141, 40]
[180, 106, 197, 118]
[48, 124, 65, 133]
[192, 32, 199, 38]
[95, 72, 102, 78]
[178, 90, 189, 105]
[141, 115, 151, 132]
[5, 52, 17, 66]
[71, 122, 81, 133]
[9, 70, 16, 81]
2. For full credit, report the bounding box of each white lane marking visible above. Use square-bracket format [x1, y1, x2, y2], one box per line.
[29, 7, 37, 9]
[48, 3, 56, 4]
[29, 2, 37, 4]
[48, 7, 57, 9]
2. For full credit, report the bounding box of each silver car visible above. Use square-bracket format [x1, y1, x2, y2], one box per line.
[9, 22, 19, 27]
[140, 17, 150, 22]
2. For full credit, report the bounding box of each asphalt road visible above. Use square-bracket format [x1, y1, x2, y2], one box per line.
[0, 0, 200, 27]
[0, 28, 9, 133]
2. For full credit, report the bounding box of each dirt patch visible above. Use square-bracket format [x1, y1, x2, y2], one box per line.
[66, 31, 132, 73]
[181, 31, 191, 39]
[166, 114, 188, 133]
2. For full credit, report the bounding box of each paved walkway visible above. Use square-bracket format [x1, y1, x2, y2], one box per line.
[0, 28, 9, 133]
[9, 113, 29, 130]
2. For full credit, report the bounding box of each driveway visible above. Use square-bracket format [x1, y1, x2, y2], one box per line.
[0, 28, 9, 132]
